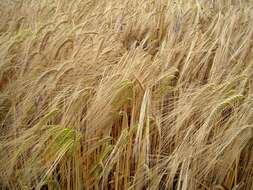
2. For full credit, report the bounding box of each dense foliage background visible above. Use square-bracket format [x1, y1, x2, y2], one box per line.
[0, 0, 253, 189]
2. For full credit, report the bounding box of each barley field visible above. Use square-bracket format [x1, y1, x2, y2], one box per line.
[0, 0, 253, 189]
